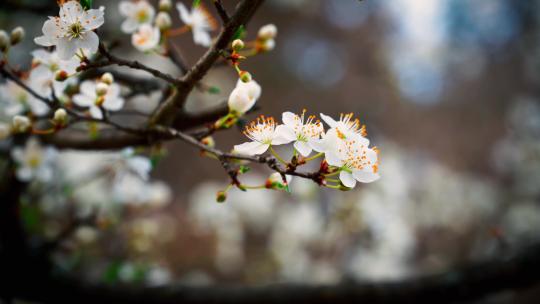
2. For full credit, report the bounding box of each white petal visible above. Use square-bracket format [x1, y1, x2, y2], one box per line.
[121, 19, 139, 33]
[60, 1, 84, 22]
[353, 170, 380, 183]
[325, 151, 343, 167]
[176, 3, 191, 24]
[119, 1, 134, 16]
[272, 125, 296, 145]
[282, 111, 298, 128]
[339, 171, 356, 188]
[34, 36, 54, 47]
[11, 148, 24, 162]
[309, 138, 327, 153]
[104, 97, 124, 111]
[320, 113, 338, 128]
[56, 38, 78, 60]
[16, 166, 33, 182]
[36, 166, 53, 182]
[193, 30, 211, 47]
[77, 31, 99, 55]
[31, 49, 52, 63]
[228, 88, 252, 114]
[294, 141, 312, 157]
[89, 106, 103, 119]
[82, 9, 105, 30]
[234, 141, 269, 155]
[72, 94, 94, 107]
[80, 80, 97, 97]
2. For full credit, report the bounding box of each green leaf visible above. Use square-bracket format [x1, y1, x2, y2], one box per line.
[238, 165, 250, 174]
[192, 0, 201, 8]
[232, 25, 246, 41]
[80, 0, 93, 10]
[208, 86, 221, 94]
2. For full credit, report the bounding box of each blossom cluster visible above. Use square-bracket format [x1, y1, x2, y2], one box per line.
[119, 0, 216, 52]
[234, 111, 380, 189]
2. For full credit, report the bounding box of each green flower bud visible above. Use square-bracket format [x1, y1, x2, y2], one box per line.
[10, 26, 25, 46]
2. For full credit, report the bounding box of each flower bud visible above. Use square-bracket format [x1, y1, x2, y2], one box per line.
[156, 12, 172, 30]
[232, 39, 244, 51]
[258, 24, 277, 40]
[53, 108, 68, 126]
[259, 39, 275, 52]
[54, 70, 69, 82]
[239, 71, 252, 83]
[95, 82, 109, 96]
[216, 191, 227, 203]
[100, 72, 114, 85]
[228, 87, 252, 115]
[159, 0, 172, 11]
[265, 172, 291, 190]
[201, 136, 215, 148]
[12, 115, 31, 133]
[0, 123, 10, 140]
[10, 26, 25, 46]
[0, 30, 9, 52]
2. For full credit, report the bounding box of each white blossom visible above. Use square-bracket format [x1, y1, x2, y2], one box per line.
[0, 81, 48, 117]
[276, 110, 324, 156]
[234, 116, 293, 155]
[12, 115, 31, 133]
[31, 49, 79, 75]
[119, 0, 156, 33]
[72, 80, 124, 119]
[227, 79, 261, 115]
[34, 1, 104, 60]
[11, 138, 57, 182]
[131, 24, 161, 52]
[258, 24, 278, 40]
[176, 2, 215, 47]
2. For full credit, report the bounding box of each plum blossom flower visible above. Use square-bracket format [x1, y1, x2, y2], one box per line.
[131, 24, 160, 52]
[34, 1, 104, 60]
[234, 116, 293, 155]
[72, 80, 124, 119]
[176, 2, 216, 47]
[312, 113, 379, 187]
[11, 138, 58, 182]
[0, 81, 49, 117]
[228, 79, 261, 115]
[31, 49, 79, 75]
[277, 110, 324, 157]
[119, 0, 156, 33]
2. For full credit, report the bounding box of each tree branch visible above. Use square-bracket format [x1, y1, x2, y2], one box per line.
[9, 242, 540, 304]
[150, 0, 265, 126]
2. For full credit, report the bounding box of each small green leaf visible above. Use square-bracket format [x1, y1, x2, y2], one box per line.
[239, 165, 250, 174]
[80, 0, 93, 10]
[232, 25, 246, 41]
[208, 86, 221, 94]
[192, 0, 201, 8]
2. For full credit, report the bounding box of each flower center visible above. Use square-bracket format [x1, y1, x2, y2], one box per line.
[28, 155, 42, 168]
[68, 22, 84, 39]
[137, 10, 149, 23]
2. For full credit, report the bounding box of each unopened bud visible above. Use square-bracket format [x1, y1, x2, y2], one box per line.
[95, 82, 109, 96]
[201, 136, 215, 148]
[100, 72, 114, 85]
[258, 24, 277, 40]
[0, 123, 10, 140]
[0, 30, 9, 52]
[239, 71, 252, 83]
[10, 27, 25, 46]
[12, 115, 31, 133]
[159, 0, 172, 11]
[232, 39, 244, 51]
[53, 108, 68, 126]
[54, 70, 69, 82]
[265, 172, 291, 190]
[259, 39, 275, 52]
[216, 191, 227, 203]
[156, 12, 172, 30]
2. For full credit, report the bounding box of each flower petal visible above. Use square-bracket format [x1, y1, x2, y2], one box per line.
[282, 111, 298, 128]
[77, 31, 99, 55]
[294, 141, 312, 157]
[339, 171, 356, 188]
[320, 113, 338, 128]
[353, 170, 380, 183]
[82, 9, 105, 30]
[272, 125, 296, 145]
[89, 105, 103, 119]
[193, 29, 211, 47]
[234, 141, 269, 155]
[56, 37, 78, 60]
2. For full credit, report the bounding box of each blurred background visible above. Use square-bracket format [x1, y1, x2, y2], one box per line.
[1, 0, 540, 301]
